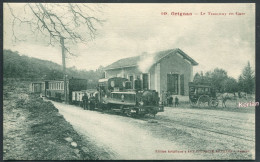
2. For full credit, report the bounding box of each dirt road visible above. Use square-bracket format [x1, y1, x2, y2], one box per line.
[53, 101, 255, 160]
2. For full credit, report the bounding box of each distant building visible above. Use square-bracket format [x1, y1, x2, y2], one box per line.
[104, 48, 198, 96]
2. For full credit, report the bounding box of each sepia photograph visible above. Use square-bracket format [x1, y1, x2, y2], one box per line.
[3, 3, 256, 160]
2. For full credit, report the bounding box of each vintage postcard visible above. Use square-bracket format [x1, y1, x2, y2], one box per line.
[3, 3, 256, 160]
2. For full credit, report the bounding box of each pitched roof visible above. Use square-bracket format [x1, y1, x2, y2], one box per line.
[104, 48, 198, 70]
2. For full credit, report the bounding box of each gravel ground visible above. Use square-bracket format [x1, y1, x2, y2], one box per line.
[53, 101, 201, 160]
[147, 107, 255, 160]
[52, 101, 255, 160]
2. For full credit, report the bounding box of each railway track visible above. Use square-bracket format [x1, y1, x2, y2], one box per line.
[170, 111, 255, 124]
[141, 109, 255, 143]
[154, 117, 254, 143]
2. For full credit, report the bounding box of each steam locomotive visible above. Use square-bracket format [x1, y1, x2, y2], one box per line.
[35, 77, 164, 117]
[97, 77, 164, 116]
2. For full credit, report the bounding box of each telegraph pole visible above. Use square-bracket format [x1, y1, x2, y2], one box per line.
[60, 37, 68, 104]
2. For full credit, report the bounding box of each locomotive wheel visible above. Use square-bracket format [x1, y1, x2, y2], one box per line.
[198, 95, 210, 107]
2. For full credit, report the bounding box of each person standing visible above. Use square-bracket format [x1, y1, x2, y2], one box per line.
[82, 93, 88, 110]
[161, 91, 166, 106]
[169, 95, 173, 107]
[175, 96, 179, 107]
[89, 93, 95, 110]
[166, 92, 170, 106]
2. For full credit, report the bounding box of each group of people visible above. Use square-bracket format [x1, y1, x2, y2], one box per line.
[161, 91, 179, 107]
[82, 93, 96, 110]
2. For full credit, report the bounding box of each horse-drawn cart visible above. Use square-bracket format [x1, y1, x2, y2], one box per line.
[189, 82, 219, 107]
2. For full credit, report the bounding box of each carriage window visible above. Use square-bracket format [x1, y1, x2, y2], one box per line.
[197, 88, 204, 94]
[205, 88, 209, 94]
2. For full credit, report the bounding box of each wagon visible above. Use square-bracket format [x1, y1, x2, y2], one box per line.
[188, 82, 219, 107]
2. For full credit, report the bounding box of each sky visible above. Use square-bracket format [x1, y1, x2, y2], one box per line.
[3, 3, 255, 79]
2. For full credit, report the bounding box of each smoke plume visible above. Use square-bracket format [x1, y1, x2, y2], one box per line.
[138, 52, 155, 73]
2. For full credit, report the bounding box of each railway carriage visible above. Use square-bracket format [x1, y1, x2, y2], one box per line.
[45, 78, 88, 103]
[189, 82, 218, 107]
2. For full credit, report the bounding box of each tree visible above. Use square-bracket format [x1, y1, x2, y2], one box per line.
[193, 71, 210, 84]
[6, 3, 104, 55]
[238, 61, 255, 94]
[193, 72, 201, 83]
[6, 3, 104, 103]
[199, 68, 228, 92]
[222, 77, 238, 93]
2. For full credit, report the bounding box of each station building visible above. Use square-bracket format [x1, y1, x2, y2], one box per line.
[104, 48, 198, 96]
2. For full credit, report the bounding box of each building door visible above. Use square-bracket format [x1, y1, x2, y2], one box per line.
[167, 74, 179, 94]
[142, 73, 149, 90]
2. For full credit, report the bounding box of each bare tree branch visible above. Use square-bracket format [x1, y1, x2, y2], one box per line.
[7, 3, 104, 56]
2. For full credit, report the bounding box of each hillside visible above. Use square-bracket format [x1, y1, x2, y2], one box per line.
[3, 49, 104, 88]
